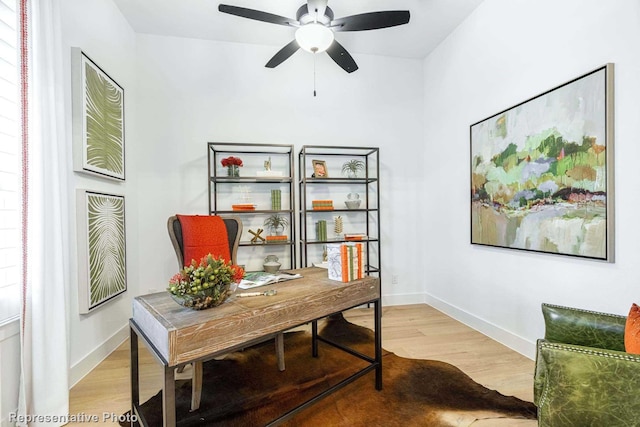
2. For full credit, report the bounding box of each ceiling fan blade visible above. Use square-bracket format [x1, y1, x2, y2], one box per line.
[218, 4, 298, 27]
[265, 40, 300, 68]
[332, 11, 410, 32]
[306, 0, 328, 20]
[326, 41, 358, 73]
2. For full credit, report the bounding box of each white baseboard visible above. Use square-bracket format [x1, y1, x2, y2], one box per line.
[69, 324, 129, 387]
[424, 294, 536, 360]
[382, 293, 427, 307]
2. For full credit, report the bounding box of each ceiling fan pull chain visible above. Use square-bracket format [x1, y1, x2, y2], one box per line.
[313, 53, 317, 97]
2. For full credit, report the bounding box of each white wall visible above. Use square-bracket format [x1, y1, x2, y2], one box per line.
[132, 35, 425, 302]
[60, 0, 138, 384]
[17, 0, 637, 404]
[422, 0, 640, 358]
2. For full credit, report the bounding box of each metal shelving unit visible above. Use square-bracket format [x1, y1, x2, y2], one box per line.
[298, 145, 381, 282]
[208, 142, 296, 271]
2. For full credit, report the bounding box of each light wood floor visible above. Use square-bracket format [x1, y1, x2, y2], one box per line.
[68, 304, 537, 426]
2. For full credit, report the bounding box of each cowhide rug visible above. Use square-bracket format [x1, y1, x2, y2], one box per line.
[125, 314, 536, 426]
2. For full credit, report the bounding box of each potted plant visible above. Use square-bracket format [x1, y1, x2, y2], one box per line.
[167, 254, 244, 310]
[264, 214, 289, 236]
[341, 159, 365, 178]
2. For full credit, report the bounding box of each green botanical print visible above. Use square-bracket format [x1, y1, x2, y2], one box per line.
[85, 62, 124, 176]
[87, 194, 126, 306]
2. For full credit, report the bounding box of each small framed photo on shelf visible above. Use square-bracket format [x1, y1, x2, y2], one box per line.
[312, 160, 328, 178]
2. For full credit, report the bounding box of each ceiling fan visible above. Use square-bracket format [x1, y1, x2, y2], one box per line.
[218, 0, 410, 73]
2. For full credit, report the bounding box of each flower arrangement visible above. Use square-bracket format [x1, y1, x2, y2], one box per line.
[221, 156, 243, 177]
[221, 156, 243, 167]
[168, 254, 245, 310]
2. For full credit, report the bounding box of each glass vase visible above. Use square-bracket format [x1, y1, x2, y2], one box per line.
[227, 165, 240, 177]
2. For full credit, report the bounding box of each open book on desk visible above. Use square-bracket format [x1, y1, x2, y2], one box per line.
[238, 271, 302, 290]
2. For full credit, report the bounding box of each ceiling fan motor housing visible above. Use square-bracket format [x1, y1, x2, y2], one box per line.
[296, 5, 333, 25]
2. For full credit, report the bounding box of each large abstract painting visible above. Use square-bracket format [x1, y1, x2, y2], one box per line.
[470, 64, 614, 261]
[77, 190, 127, 313]
[72, 48, 125, 181]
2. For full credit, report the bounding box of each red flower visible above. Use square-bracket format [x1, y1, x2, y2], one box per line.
[233, 265, 245, 282]
[221, 156, 243, 167]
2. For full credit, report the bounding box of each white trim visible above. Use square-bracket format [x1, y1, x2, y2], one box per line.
[382, 292, 427, 307]
[425, 294, 536, 360]
[69, 324, 129, 387]
[0, 318, 19, 342]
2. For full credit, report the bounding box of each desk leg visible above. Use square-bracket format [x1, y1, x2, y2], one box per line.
[312, 320, 318, 357]
[375, 299, 382, 390]
[162, 365, 176, 427]
[130, 328, 139, 427]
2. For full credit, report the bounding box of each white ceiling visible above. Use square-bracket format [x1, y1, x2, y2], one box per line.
[111, 0, 484, 59]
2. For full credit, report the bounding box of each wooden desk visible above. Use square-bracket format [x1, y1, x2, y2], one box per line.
[130, 267, 381, 426]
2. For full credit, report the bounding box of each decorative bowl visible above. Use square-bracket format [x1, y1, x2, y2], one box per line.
[170, 282, 237, 310]
[345, 200, 362, 209]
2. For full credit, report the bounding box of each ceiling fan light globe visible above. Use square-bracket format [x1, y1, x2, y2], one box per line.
[295, 23, 334, 53]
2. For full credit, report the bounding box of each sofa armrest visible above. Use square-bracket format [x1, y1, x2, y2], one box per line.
[542, 303, 625, 351]
[534, 339, 640, 427]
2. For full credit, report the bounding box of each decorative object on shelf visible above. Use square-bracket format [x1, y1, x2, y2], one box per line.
[345, 233, 366, 241]
[271, 189, 282, 210]
[234, 185, 253, 205]
[249, 228, 265, 244]
[341, 159, 365, 179]
[263, 255, 281, 273]
[71, 48, 125, 181]
[257, 156, 284, 177]
[76, 190, 127, 313]
[327, 242, 363, 282]
[312, 200, 334, 210]
[471, 64, 614, 261]
[334, 216, 343, 238]
[232, 204, 256, 211]
[345, 192, 361, 209]
[221, 156, 243, 177]
[264, 213, 289, 236]
[266, 235, 288, 243]
[322, 245, 328, 262]
[312, 159, 328, 177]
[316, 220, 327, 241]
[167, 254, 244, 310]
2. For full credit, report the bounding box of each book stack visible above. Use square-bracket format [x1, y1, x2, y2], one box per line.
[232, 204, 256, 211]
[271, 189, 281, 210]
[326, 242, 364, 282]
[344, 233, 367, 241]
[266, 235, 288, 243]
[316, 220, 327, 241]
[312, 200, 334, 210]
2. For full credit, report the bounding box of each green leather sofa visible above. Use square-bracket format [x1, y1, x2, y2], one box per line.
[534, 303, 640, 426]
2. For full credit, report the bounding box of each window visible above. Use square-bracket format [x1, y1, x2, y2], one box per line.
[0, 0, 21, 324]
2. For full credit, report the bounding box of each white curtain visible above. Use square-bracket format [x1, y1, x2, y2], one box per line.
[17, 0, 70, 425]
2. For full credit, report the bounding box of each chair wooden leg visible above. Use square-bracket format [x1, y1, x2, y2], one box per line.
[190, 336, 283, 410]
[191, 361, 203, 411]
[275, 333, 285, 371]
